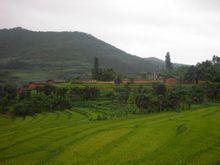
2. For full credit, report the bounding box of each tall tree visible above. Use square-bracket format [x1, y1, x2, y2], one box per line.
[212, 55, 220, 65]
[165, 52, 173, 70]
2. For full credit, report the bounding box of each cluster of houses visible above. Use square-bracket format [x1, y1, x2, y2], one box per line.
[17, 77, 178, 94]
[17, 80, 65, 94]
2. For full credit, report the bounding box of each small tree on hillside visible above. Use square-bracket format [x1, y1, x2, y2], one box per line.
[165, 52, 173, 70]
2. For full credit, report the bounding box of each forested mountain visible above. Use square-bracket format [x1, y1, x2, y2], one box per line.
[0, 27, 166, 83]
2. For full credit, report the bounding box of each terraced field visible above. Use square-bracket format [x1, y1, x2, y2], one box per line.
[0, 104, 220, 164]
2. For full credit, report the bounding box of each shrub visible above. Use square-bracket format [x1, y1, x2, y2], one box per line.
[135, 94, 151, 110]
[4, 83, 17, 100]
[203, 82, 220, 101]
[152, 83, 167, 95]
[55, 87, 68, 97]
[117, 92, 129, 103]
[19, 90, 31, 100]
[105, 91, 115, 101]
[70, 86, 100, 100]
[166, 90, 181, 110]
[81, 86, 100, 100]
[156, 94, 167, 111]
[0, 96, 10, 113]
[137, 85, 151, 94]
[11, 92, 72, 116]
[190, 85, 204, 104]
[50, 95, 72, 110]
[36, 84, 56, 95]
[114, 86, 129, 103]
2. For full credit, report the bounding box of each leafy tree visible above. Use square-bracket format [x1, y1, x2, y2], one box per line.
[165, 52, 173, 70]
[4, 83, 17, 100]
[184, 66, 196, 83]
[91, 57, 116, 81]
[212, 55, 220, 65]
[196, 60, 216, 82]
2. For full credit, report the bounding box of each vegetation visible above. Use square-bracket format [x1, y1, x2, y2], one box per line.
[1, 80, 219, 117]
[0, 104, 219, 164]
[0, 27, 168, 83]
[160, 55, 220, 83]
[1, 28, 220, 164]
[91, 57, 116, 81]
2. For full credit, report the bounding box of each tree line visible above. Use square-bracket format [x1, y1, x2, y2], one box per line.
[162, 54, 220, 83]
[1, 80, 219, 117]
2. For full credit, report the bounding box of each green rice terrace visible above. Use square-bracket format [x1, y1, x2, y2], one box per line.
[0, 103, 220, 164]
[1, 80, 220, 164]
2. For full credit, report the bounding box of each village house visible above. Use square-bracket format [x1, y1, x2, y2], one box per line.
[17, 79, 65, 93]
[27, 81, 46, 90]
[163, 77, 178, 84]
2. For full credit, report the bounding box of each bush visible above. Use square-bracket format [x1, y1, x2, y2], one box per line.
[152, 83, 167, 95]
[105, 91, 115, 101]
[135, 94, 151, 110]
[50, 95, 72, 110]
[167, 90, 181, 109]
[203, 82, 220, 101]
[19, 90, 31, 100]
[36, 84, 56, 95]
[0, 96, 10, 113]
[81, 86, 100, 100]
[11, 92, 72, 116]
[4, 83, 17, 100]
[70, 86, 100, 100]
[117, 92, 129, 103]
[190, 85, 204, 104]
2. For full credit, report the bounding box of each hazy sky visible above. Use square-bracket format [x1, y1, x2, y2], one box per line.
[1, 0, 220, 64]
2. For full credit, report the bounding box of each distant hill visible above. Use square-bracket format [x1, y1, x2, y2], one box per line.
[0, 27, 167, 83]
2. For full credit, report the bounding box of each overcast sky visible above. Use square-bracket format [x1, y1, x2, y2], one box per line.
[1, 0, 220, 64]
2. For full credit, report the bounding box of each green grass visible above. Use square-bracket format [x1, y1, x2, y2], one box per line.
[0, 104, 220, 164]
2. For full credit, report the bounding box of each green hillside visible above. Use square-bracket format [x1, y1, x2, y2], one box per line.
[0, 104, 219, 164]
[0, 27, 165, 83]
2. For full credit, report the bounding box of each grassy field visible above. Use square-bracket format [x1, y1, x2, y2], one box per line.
[0, 104, 220, 164]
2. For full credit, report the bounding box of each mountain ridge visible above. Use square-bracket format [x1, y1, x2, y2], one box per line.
[0, 27, 169, 83]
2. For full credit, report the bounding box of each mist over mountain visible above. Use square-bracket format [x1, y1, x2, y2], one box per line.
[0, 27, 169, 83]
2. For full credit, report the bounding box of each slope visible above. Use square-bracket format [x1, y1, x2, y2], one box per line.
[0, 104, 219, 164]
[0, 27, 165, 83]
